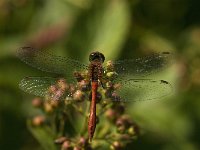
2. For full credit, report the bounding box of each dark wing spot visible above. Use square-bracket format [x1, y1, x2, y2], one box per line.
[161, 80, 169, 84]
[162, 52, 170, 55]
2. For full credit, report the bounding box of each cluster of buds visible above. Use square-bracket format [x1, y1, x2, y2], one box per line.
[116, 115, 139, 136]
[47, 78, 71, 101]
[54, 136, 92, 150]
[31, 96, 62, 114]
[29, 60, 139, 150]
[105, 104, 139, 150]
[46, 76, 90, 103]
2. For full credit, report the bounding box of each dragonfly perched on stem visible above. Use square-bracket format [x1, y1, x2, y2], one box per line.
[17, 47, 173, 141]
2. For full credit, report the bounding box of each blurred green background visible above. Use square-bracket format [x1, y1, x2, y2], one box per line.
[0, 0, 200, 150]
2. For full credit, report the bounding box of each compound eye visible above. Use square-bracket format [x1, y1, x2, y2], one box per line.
[89, 53, 96, 62]
[99, 53, 105, 62]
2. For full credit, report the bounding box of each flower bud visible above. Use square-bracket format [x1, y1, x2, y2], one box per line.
[105, 108, 117, 121]
[32, 97, 43, 108]
[101, 98, 109, 107]
[128, 126, 135, 136]
[117, 125, 126, 134]
[32, 116, 45, 126]
[116, 115, 131, 134]
[73, 146, 81, 150]
[110, 141, 123, 150]
[106, 60, 115, 71]
[44, 102, 53, 113]
[106, 81, 114, 89]
[62, 140, 72, 150]
[78, 137, 87, 147]
[50, 100, 60, 108]
[116, 118, 124, 127]
[54, 137, 67, 144]
[48, 85, 57, 93]
[69, 84, 76, 93]
[111, 92, 121, 101]
[106, 72, 118, 79]
[57, 78, 69, 91]
[73, 90, 85, 102]
[53, 90, 64, 100]
[78, 79, 90, 91]
[116, 115, 132, 127]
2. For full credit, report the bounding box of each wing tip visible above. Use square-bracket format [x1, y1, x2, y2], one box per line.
[16, 46, 36, 58]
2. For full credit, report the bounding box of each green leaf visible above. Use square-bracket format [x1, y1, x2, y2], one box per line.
[65, 0, 131, 61]
[87, 0, 131, 60]
[27, 120, 57, 150]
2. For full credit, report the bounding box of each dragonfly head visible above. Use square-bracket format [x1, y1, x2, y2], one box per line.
[89, 51, 105, 63]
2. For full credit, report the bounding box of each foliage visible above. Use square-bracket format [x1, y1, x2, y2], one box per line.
[0, 0, 200, 150]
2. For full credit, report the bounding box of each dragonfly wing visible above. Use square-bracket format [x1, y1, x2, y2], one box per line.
[19, 77, 76, 101]
[113, 79, 173, 102]
[16, 47, 88, 81]
[19, 77, 58, 97]
[113, 52, 172, 77]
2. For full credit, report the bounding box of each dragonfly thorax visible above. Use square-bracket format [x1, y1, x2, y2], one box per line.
[88, 61, 104, 82]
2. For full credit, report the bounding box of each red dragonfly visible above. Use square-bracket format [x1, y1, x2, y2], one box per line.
[17, 47, 173, 141]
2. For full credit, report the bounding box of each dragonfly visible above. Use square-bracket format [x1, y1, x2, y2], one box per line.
[17, 47, 173, 141]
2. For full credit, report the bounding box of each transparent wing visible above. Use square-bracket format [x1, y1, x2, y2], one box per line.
[16, 47, 88, 81]
[113, 79, 173, 102]
[113, 52, 172, 77]
[19, 77, 59, 97]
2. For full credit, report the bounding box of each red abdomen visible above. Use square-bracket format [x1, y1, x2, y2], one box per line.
[88, 81, 98, 141]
